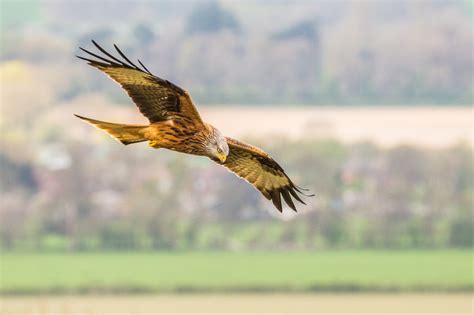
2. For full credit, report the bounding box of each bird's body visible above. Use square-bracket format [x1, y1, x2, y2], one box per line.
[77, 114, 224, 158]
[76, 41, 312, 212]
[145, 118, 209, 154]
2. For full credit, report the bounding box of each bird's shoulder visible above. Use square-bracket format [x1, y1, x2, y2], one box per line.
[225, 137, 270, 158]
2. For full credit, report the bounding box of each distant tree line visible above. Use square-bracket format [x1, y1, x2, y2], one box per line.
[1, 137, 472, 252]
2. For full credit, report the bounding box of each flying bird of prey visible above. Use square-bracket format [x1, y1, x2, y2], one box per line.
[75, 41, 313, 212]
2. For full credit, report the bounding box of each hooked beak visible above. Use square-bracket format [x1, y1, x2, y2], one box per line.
[217, 152, 227, 163]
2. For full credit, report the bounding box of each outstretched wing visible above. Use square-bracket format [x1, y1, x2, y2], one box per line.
[219, 137, 313, 212]
[77, 40, 203, 125]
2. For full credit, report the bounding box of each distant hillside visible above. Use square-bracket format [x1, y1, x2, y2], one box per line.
[1, 0, 472, 105]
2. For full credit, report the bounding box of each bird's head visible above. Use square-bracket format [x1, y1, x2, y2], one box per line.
[206, 127, 229, 163]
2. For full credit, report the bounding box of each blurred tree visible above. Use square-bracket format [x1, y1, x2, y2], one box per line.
[272, 20, 319, 41]
[186, 1, 241, 35]
[133, 23, 156, 46]
[0, 153, 37, 192]
[449, 209, 474, 247]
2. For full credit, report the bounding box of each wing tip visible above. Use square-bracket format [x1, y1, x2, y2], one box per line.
[271, 189, 283, 212]
[77, 40, 150, 73]
[271, 184, 315, 213]
[74, 113, 94, 124]
[281, 189, 298, 212]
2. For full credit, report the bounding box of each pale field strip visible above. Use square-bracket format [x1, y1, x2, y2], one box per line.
[200, 106, 473, 148]
[66, 100, 472, 148]
[1, 294, 473, 315]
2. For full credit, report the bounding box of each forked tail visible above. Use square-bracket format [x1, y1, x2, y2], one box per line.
[74, 114, 147, 145]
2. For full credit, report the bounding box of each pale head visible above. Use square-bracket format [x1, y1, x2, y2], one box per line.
[206, 126, 229, 163]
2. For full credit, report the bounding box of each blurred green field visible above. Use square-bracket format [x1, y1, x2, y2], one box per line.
[0, 250, 472, 294]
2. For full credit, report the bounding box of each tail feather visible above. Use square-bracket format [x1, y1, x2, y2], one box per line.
[75, 114, 147, 145]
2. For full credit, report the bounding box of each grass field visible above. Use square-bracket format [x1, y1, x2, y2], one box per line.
[0, 250, 472, 294]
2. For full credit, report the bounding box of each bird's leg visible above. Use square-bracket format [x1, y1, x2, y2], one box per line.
[148, 140, 161, 149]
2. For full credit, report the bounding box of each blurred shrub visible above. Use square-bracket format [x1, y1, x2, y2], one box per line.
[39, 234, 71, 252]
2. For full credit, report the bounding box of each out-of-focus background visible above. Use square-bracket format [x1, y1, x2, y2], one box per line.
[0, 0, 473, 314]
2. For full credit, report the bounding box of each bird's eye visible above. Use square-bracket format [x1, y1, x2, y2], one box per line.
[217, 148, 222, 153]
